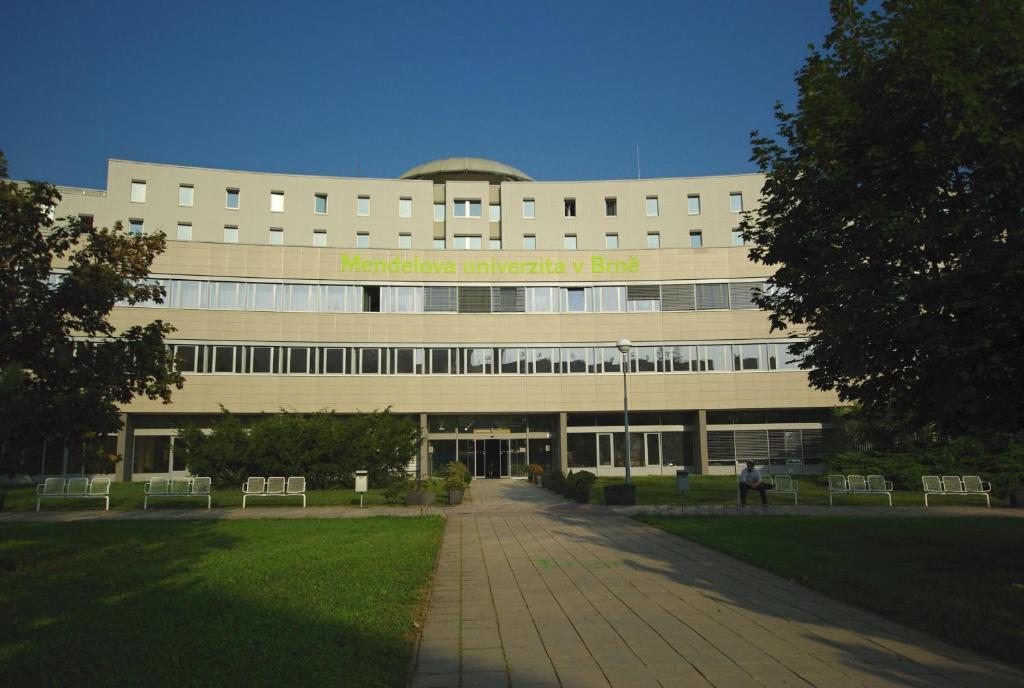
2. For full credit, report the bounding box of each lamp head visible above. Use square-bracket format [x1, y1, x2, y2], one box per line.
[616, 338, 632, 353]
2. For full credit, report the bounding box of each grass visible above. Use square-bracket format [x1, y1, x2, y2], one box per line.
[637, 515, 1024, 670]
[0, 517, 444, 687]
[0, 479, 453, 512]
[580, 475, 1004, 507]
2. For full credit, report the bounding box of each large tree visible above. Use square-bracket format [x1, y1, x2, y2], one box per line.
[0, 152, 183, 473]
[743, 0, 1024, 440]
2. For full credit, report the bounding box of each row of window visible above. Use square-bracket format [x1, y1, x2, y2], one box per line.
[125, 277, 769, 313]
[127, 180, 745, 220]
[170, 342, 803, 375]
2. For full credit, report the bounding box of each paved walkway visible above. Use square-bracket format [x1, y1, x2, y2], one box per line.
[413, 480, 1024, 688]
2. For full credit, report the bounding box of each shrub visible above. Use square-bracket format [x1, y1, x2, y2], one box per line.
[565, 470, 596, 503]
[543, 469, 566, 493]
[443, 461, 469, 492]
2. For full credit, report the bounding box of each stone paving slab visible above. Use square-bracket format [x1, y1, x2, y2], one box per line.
[413, 480, 1024, 688]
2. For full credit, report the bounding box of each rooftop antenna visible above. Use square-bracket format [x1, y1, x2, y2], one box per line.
[636, 145, 641, 179]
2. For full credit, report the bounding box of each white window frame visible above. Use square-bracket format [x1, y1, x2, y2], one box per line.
[269, 228, 284, 245]
[313, 230, 327, 247]
[645, 196, 659, 217]
[270, 191, 285, 213]
[522, 199, 535, 219]
[356, 232, 370, 248]
[226, 188, 240, 210]
[689, 230, 703, 248]
[398, 233, 412, 249]
[128, 219, 144, 236]
[433, 203, 445, 222]
[687, 194, 701, 215]
[647, 232, 660, 248]
[178, 184, 194, 207]
[453, 199, 482, 219]
[223, 226, 239, 243]
[357, 196, 370, 216]
[563, 234, 578, 250]
[314, 193, 328, 215]
[605, 233, 619, 249]
[729, 192, 743, 213]
[399, 197, 412, 218]
[130, 181, 146, 203]
[489, 204, 501, 222]
[523, 235, 536, 250]
[176, 223, 192, 241]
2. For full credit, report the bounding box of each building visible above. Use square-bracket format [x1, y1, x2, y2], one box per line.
[42, 156, 839, 481]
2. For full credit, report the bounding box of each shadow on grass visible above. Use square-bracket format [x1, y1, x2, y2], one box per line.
[0, 518, 441, 688]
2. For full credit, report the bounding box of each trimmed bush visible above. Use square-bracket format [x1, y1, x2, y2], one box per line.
[543, 469, 566, 494]
[565, 470, 597, 503]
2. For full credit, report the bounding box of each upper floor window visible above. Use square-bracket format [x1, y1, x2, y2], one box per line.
[128, 218, 144, 236]
[645, 196, 659, 217]
[130, 181, 146, 203]
[564, 198, 576, 217]
[489, 239, 501, 250]
[433, 203, 444, 222]
[689, 230, 703, 248]
[357, 196, 370, 216]
[226, 188, 240, 210]
[489, 204, 501, 222]
[398, 233, 412, 249]
[399, 197, 412, 218]
[453, 199, 481, 218]
[647, 232, 660, 249]
[605, 233, 619, 249]
[731, 229, 745, 246]
[314, 194, 328, 214]
[269, 228, 284, 245]
[605, 197, 617, 217]
[270, 191, 284, 213]
[177, 223, 192, 241]
[224, 226, 238, 243]
[687, 194, 701, 215]
[313, 230, 327, 247]
[178, 185, 194, 207]
[356, 232, 370, 248]
[453, 235, 482, 250]
[564, 234, 577, 250]
[523, 199, 535, 219]
[523, 235, 536, 250]
[433, 238, 446, 249]
[729, 192, 743, 213]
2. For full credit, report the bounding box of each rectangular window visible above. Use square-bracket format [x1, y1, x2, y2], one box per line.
[398, 197, 412, 218]
[128, 219, 144, 236]
[430, 348, 452, 374]
[322, 347, 345, 374]
[314, 193, 328, 214]
[433, 238, 445, 249]
[357, 195, 370, 216]
[173, 280, 206, 308]
[596, 286, 624, 312]
[453, 199, 481, 218]
[499, 348, 524, 374]
[563, 234, 577, 250]
[212, 282, 244, 310]
[522, 199, 535, 219]
[565, 348, 589, 374]
[531, 348, 559, 374]
[729, 192, 743, 213]
[564, 198, 576, 217]
[433, 203, 444, 222]
[734, 344, 764, 371]
[386, 285, 421, 313]
[605, 233, 619, 249]
[250, 346, 275, 373]
[453, 235, 482, 250]
[605, 197, 617, 216]
[523, 235, 536, 250]
[223, 225, 239, 243]
[489, 239, 501, 250]
[398, 233, 412, 249]
[600, 347, 621, 373]
[768, 343, 801, 370]
[393, 348, 423, 374]
[669, 345, 696, 372]
[79, 214, 94, 230]
[633, 347, 660, 373]
[269, 228, 284, 245]
[130, 181, 146, 203]
[647, 232, 660, 248]
[226, 188, 240, 209]
[489, 204, 501, 222]
[689, 231, 703, 248]
[174, 345, 200, 373]
[645, 196, 659, 217]
[732, 229, 744, 246]
[699, 345, 732, 372]
[287, 347, 310, 374]
[212, 345, 236, 373]
[360, 348, 382, 374]
[178, 185, 194, 207]
[526, 286, 556, 313]
[285, 284, 317, 311]
[270, 191, 284, 213]
[565, 287, 587, 312]
[356, 232, 369, 248]
[250, 283, 279, 310]
[687, 194, 701, 215]
[176, 223, 192, 241]
[463, 348, 492, 374]
[313, 229, 327, 247]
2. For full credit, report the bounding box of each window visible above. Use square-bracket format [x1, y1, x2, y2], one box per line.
[596, 286, 624, 312]
[398, 233, 412, 249]
[647, 232, 660, 248]
[729, 192, 743, 213]
[79, 214, 94, 229]
[130, 181, 146, 203]
[532, 348, 559, 374]
[565, 287, 587, 312]
[313, 230, 327, 247]
[360, 348, 382, 374]
[689, 231, 703, 248]
[523, 235, 536, 250]
[489, 204, 501, 222]
[699, 344, 732, 372]
[399, 197, 412, 218]
[526, 287, 557, 313]
[433, 238, 445, 249]
[489, 239, 501, 250]
[128, 219, 144, 236]
[178, 184, 194, 207]
[453, 235, 482, 250]
[357, 196, 370, 216]
[522, 199, 535, 219]
[605, 197, 617, 216]
[393, 348, 423, 374]
[565, 348, 589, 374]
[386, 286, 421, 313]
[314, 193, 328, 214]
[174, 345, 200, 373]
[605, 233, 619, 249]
[453, 199, 481, 218]
[212, 282, 244, 310]
[430, 348, 452, 374]
[250, 346, 276, 374]
[226, 188, 240, 209]
[688, 194, 701, 215]
[463, 348, 492, 374]
[731, 229, 744, 246]
[356, 232, 369, 248]
[287, 347, 310, 374]
[269, 228, 284, 245]
[223, 226, 239, 243]
[176, 223, 192, 241]
[564, 234, 577, 250]
[250, 283, 279, 310]
[321, 347, 345, 374]
[433, 203, 444, 222]
[645, 196, 659, 217]
[768, 343, 801, 370]
[734, 344, 764, 371]
[270, 191, 284, 212]
[564, 198, 576, 217]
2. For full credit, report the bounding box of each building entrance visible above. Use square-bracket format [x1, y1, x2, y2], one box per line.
[460, 438, 528, 478]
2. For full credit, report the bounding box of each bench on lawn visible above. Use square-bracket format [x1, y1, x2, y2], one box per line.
[144, 477, 212, 509]
[922, 475, 992, 508]
[828, 474, 894, 506]
[36, 476, 112, 512]
[735, 473, 799, 507]
[242, 476, 306, 508]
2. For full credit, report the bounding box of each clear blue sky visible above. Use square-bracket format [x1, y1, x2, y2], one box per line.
[1, 0, 833, 187]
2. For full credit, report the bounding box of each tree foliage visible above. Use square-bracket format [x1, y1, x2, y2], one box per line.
[0, 151, 183, 470]
[742, 0, 1024, 440]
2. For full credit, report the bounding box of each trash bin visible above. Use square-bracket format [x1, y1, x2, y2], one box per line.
[676, 469, 690, 493]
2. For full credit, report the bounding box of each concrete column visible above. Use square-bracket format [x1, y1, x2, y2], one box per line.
[558, 412, 569, 473]
[419, 413, 429, 479]
[115, 413, 132, 481]
[694, 410, 710, 475]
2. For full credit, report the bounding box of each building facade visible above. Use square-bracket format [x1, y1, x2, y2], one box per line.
[45, 157, 839, 481]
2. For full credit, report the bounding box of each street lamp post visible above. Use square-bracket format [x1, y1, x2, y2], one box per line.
[616, 338, 632, 486]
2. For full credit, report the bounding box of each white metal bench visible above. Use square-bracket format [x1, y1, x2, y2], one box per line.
[36, 476, 112, 511]
[922, 475, 991, 507]
[242, 476, 306, 508]
[767, 474, 798, 505]
[828, 474, 893, 506]
[144, 476, 212, 509]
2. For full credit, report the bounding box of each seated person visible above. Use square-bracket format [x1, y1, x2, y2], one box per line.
[738, 460, 771, 506]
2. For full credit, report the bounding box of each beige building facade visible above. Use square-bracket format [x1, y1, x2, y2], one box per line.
[47, 157, 839, 481]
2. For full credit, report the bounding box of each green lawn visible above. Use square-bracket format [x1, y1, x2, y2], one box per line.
[0, 518, 444, 687]
[638, 515, 1024, 669]
[0, 479, 451, 512]
[581, 475, 1003, 507]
